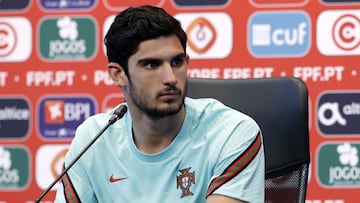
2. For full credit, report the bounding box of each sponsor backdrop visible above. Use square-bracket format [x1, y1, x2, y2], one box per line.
[0, 0, 359, 202]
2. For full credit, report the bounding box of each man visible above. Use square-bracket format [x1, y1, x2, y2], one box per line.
[55, 5, 264, 203]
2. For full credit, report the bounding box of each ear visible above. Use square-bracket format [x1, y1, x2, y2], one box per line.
[107, 62, 128, 87]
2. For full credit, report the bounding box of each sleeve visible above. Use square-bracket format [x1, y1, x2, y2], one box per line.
[54, 120, 98, 203]
[206, 117, 265, 203]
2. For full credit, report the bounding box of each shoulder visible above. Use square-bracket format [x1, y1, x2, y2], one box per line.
[185, 97, 260, 144]
[79, 103, 127, 129]
[77, 111, 111, 132]
[185, 97, 257, 125]
[72, 104, 127, 148]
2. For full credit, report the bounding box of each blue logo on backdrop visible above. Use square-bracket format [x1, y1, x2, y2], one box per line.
[39, 0, 96, 10]
[37, 95, 96, 139]
[248, 11, 311, 57]
[173, 0, 229, 6]
[0, 97, 31, 139]
[0, 0, 29, 10]
[317, 92, 360, 136]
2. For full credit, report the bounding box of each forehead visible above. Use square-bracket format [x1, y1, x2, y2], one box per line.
[133, 35, 185, 59]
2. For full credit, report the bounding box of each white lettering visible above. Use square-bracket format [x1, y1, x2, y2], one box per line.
[0, 169, 19, 184]
[94, 70, 114, 86]
[0, 71, 8, 87]
[187, 68, 220, 79]
[329, 166, 360, 184]
[223, 67, 273, 79]
[293, 66, 344, 82]
[343, 102, 360, 115]
[26, 71, 76, 87]
[49, 39, 86, 57]
[273, 22, 307, 46]
[64, 103, 91, 121]
[0, 107, 30, 120]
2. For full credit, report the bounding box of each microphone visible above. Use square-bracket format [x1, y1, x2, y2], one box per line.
[35, 105, 128, 203]
[108, 104, 128, 124]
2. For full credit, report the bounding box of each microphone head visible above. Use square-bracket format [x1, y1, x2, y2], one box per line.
[109, 105, 128, 124]
[115, 105, 127, 116]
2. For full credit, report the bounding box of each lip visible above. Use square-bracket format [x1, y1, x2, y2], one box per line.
[159, 91, 181, 100]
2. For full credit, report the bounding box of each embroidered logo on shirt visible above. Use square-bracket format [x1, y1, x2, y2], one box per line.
[109, 174, 128, 183]
[176, 167, 195, 198]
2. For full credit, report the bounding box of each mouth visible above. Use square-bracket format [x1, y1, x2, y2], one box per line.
[158, 90, 181, 101]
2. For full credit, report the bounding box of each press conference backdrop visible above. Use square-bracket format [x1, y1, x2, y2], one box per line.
[0, 0, 359, 202]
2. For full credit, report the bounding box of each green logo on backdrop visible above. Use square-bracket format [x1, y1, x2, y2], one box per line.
[317, 142, 360, 187]
[39, 16, 96, 61]
[0, 146, 30, 189]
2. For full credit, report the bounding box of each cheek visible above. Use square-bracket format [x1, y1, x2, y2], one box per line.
[177, 69, 188, 83]
[129, 78, 150, 96]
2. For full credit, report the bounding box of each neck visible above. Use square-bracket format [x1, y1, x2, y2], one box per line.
[130, 106, 185, 154]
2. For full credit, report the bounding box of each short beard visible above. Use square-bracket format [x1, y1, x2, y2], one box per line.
[128, 80, 185, 118]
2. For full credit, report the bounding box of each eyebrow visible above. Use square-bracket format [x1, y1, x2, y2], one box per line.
[137, 53, 186, 65]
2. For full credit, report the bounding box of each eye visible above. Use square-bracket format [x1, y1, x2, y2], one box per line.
[144, 62, 158, 69]
[171, 56, 186, 67]
[140, 59, 161, 69]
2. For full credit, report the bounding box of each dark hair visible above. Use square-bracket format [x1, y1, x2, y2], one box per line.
[104, 5, 187, 77]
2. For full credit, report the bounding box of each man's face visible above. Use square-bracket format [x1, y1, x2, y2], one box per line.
[126, 35, 189, 118]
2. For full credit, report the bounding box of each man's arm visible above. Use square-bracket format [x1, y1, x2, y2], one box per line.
[206, 117, 264, 203]
[207, 194, 247, 203]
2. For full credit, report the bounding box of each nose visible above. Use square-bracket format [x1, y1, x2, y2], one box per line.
[162, 65, 177, 85]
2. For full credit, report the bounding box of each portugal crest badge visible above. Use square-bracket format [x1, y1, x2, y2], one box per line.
[176, 167, 195, 198]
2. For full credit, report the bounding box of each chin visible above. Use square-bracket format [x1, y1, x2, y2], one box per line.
[148, 103, 183, 118]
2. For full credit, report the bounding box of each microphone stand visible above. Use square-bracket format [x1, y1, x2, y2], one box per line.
[35, 105, 127, 203]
